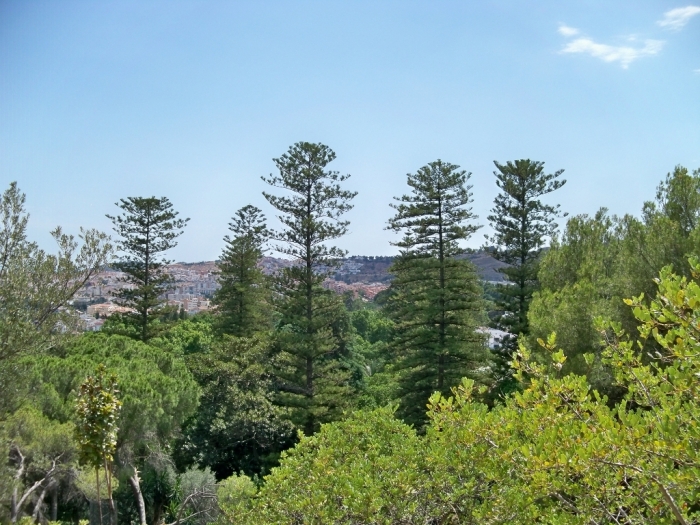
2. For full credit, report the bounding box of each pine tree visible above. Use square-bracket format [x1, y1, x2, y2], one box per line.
[107, 197, 188, 342]
[486, 159, 566, 393]
[262, 142, 357, 435]
[386, 160, 488, 426]
[214, 205, 271, 337]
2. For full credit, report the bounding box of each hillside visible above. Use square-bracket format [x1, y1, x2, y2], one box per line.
[178, 251, 507, 285]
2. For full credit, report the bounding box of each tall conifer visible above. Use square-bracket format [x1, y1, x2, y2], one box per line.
[107, 197, 188, 342]
[486, 159, 566, 392]
[262, 142, 357, 435]
[386, 160, 488, 426]
[214, 205, 271, 337]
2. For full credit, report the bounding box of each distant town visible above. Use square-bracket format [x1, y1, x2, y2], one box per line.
[72, 252, 506, 331]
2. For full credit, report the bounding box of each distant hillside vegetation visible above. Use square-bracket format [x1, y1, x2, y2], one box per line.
[460, 251, 509, 282]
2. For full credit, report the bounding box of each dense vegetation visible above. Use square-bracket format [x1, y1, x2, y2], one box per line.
[1, 144, 699, 524]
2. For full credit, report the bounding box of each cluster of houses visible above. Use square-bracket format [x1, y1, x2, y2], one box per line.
[73, 263, 221, 330]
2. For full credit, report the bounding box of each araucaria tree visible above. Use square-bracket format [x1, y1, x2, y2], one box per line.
[262, 142, 357, 435]
[214, 205, 271, 337]
[486, 159, 566, 389]
[107, 197, 188, 342]
[386, 160, 488, 426]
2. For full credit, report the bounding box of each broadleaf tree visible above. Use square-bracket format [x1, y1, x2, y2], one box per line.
[32, 332, 199, 525]
[74, 365, 121, 525]
[262, 141, 357, 435]
[175, 335, 295, 479]
[230, 257, 700, 524]
[386, 160, 489, 426]
[106, 197, 189, 342]
[0, 182, 112, 413]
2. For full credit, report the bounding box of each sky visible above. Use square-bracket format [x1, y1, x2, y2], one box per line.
[1, 1, 699, 261]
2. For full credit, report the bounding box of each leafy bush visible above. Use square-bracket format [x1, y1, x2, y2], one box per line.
[216, 473, 257, 521]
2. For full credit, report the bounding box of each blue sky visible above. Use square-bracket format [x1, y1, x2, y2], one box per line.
[1, 1, 699, 261]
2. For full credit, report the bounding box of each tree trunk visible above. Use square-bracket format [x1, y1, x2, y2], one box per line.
[90, 500, 115, 525]
[31, 482, 50, 522]
[11, 487, 19, 524]
[128, 469, 147, 525]
[96, 468, 103, 525]
[50, 483, 58, 522]
[105, 459, 116, 525]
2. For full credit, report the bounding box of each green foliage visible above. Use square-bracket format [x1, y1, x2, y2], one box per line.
[214, 205, 272, 337]
[349, 308, 393, 345]
[29, 332, 199, 525]
[107, 196, 189, 342]
[653, 165, 700, 235]
[387, 160, 481, 254]
[226, 258, 700, 524]
[176, 335, 295, 479]
[386, 160, 489, 426]
[216, 473, 257, 520]
[8, 326, 205, 525]
[168, 467, 218, 525]
[262, 142, 358, 435]
[74, 467, 120, 502]
[619, 165, 700, 303]
[262, 142, 356, 266]
[74, 365, 121, 524]
[155, 316, 215, 356]
[347, 307, 399, 410]
[231, 407, 425, 524]
[486, 158, 566, 391]
[0, 182, 112, 413]
[74, 365, 121, 471]
[530, 166, 700, 399]
[31, 333, 199, 445]
[0, 406, 76, 523]
[529, 209, 624, 397]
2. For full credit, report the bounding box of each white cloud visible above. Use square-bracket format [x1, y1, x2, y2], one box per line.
[558, 25, 579, 37]
[657, 6, 700, 30]
[694, 68, 700, 74]
[561, 38, 664, 68]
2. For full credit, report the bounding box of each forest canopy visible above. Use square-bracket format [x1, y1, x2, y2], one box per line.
[1, 159, 699, 525]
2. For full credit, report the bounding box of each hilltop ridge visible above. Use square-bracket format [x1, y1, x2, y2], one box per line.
[178, 250, 508, 284]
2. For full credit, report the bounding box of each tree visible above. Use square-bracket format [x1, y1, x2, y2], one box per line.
[225, 407, 425, 524]
[175, 335, 295, 479]
[213, 205, 271, 337]
[74, 365, 121, 525]
[230, 258, 700, 524]
[107, 197, 189, 342]
[653, 165, 700, 236]
[385, 160, 489, 426]
[262, 141, 357, 435]
[618, 165, 700, 303]
[486, 159, 566, 392]
[0, 182, 111, 414]
[1, 407, 76, 524]
[167, 467, 218, 525]
[529, 166, 700, 401]
[32, 333, 199, 525]
[216, 473, 257, 520]
[528, 209, 625, 399]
